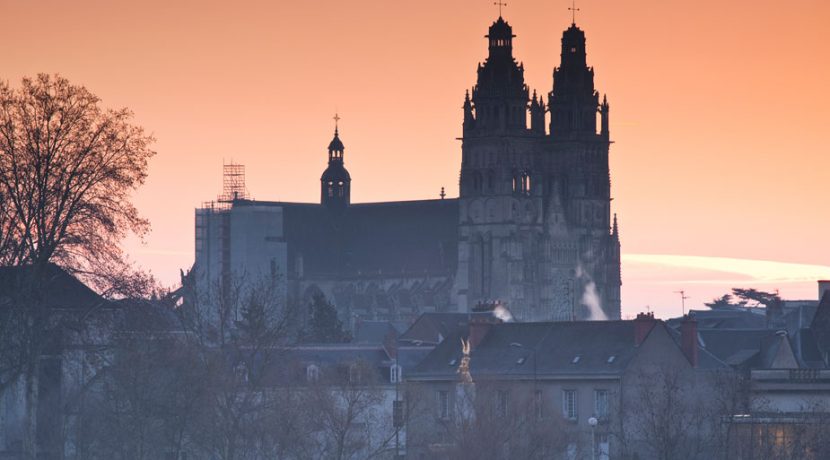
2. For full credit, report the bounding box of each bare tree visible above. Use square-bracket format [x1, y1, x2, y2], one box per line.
[623, 365, 715, 460]
[0, 74, 154, 459]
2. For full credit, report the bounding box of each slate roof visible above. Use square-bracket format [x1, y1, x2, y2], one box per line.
[668, 308, 767, 330]
[697, 329, 772, 367]
[353, 320, 401, 344]
[234, 199, 459, 280]
[410, 321, 644, 381]
[398, 312, 492, 345]
[0, 263, 110, 310]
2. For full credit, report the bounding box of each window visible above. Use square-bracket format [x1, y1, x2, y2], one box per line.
[595, 389, 609, 419]
[390, 364, 402, 384]
[563, 389, 577, 420]
[438, 390, 450, 419]
[349, 364, 362, 384]
[535, 390, 543, 421]
[496, 390, 508, 417]
[306, 364, 319, 383]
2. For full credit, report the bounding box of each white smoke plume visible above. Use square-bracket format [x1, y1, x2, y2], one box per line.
[576, 264, 609, 321]
[493, 304, 514, 322]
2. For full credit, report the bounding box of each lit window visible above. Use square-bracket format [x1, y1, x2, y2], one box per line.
[563, 389, 577, 420]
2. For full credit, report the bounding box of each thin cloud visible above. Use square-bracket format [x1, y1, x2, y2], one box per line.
[622, 254, 830, 284]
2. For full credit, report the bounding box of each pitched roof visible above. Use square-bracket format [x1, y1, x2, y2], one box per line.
[0, 263, 109, 310]
[411, 321, 646, 381]
[234, 199, 459, 279]
[398, 312, 491, 345]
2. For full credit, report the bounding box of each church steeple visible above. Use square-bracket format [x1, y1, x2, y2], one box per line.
[465, 16, 530, 136]
[548, 23, 601, 139]
[321, 116, 351, 208]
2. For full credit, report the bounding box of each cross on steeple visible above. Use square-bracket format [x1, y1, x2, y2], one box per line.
[333, 112, 341, 129]
[569, 0, 580, 24]
[494, 1, 507, 16]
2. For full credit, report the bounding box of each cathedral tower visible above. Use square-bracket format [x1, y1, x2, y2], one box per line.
[454, 15, 621, 321]
[320, 123, 351, 208]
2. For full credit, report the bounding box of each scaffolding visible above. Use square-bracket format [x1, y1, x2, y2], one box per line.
[218, 162, 249, 203]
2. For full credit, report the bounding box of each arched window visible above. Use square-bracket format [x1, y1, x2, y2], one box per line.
[512, 171, 532, 195]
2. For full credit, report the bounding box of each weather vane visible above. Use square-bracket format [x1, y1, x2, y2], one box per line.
[494, 1, 507, 16]
[569, 0, 580, 24]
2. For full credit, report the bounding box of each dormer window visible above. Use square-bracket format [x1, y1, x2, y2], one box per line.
[306, 364, 320, 383]
[390, 364, 403, 383]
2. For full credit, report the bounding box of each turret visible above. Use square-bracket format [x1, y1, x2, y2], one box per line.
[549, 23, 601, 139]
[320, 121, 351, 208]
[467, 16, 530, 136]
[600, 94, 610, 139]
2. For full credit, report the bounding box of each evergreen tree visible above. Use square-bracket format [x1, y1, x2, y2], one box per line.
[301, 293, 350, 343]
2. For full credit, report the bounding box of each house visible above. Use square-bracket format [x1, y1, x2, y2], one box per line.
[405, 313, 727, 459]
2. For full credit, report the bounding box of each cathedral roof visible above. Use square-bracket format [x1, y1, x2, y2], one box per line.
[234, 198, 459, 279]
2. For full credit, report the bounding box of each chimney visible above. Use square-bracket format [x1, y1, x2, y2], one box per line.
[819, 280, 830, 302]
[680, 315, 699, 368]
[634, 312, 656, 346]
[468, 315, 493, 350]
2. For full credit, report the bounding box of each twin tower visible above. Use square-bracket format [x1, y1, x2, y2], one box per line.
[318, 16, 621, 321]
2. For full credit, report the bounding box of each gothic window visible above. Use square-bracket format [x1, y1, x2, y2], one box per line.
[473, 171, 483, 193]
[512, 171, 532, 195]
[327, 181, 334, 197]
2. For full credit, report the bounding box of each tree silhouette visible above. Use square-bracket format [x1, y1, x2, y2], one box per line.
[301, 293, 350, 343]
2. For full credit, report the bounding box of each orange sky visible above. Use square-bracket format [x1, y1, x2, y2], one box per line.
[2, 0, 829, 317]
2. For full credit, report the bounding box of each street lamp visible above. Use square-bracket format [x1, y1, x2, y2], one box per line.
[588, 416, 598, 460]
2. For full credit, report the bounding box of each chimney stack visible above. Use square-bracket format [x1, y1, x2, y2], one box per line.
[468, 301, 503, 350]
[680, 315, 699, 368]
[634, 312, 656, 346]
[819, 280, 830, 302]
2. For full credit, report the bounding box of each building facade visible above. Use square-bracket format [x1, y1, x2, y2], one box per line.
[192, 15, 621, 323]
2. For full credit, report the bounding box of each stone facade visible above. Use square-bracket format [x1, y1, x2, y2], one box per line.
[192, 16, 621, 324]
[455, 17, 620, 321]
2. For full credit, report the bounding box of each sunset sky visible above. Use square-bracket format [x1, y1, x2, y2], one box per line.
[3, 0, 828, 318]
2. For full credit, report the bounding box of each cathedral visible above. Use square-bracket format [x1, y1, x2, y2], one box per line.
[193, 15, 621, 323]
